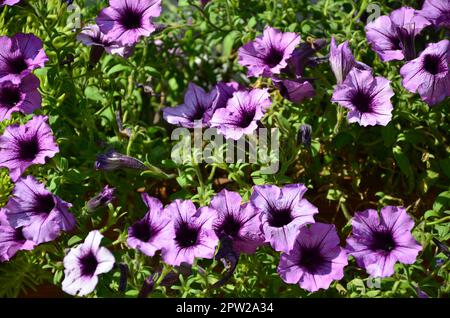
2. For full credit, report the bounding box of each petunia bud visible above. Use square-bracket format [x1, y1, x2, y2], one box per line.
[86, 185, 115, 213]
[95, 150, 147, 171]
[137, 273, 156, 298]
[118, 263, 129, 293]
[297, 124, 312, 147]
[89, 46, 105, 68]
[212, 235, 239, 288]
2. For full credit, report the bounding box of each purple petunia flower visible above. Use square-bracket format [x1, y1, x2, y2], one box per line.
[77, 24, 133, 58]
[277, 223, 348, 292]
[162, 83, 218, 128]
[0, 0, 20, 7]
[250, 184, 318, 253]
[0, 209, 36, 262]
[210, 88, 271, 140]
[346, 206, 422, 278]
[215, 81, 242, 109]
[331, 69, 394, 126]
[96, 0, 162, 46]
[127, 194, 172, 257]
[162, 200, 218, 266]
[209, 189, 264, 254]
[329, 37, 371, 84]
[4, 175, 76, 244]
[272, 78, 315, 103]
[365, 7, 431, 62]
[86, 185, 116, 213]
[0, 33, 48, 83]
[400, 39, 450, 106]
[420, 0, 450, 29]
[238, 27, 300, 78]
[62, 230, 115, 296]
[285, 38, 328, 77]
[0, 115, 59, 181]
[0, 74, 41, 121]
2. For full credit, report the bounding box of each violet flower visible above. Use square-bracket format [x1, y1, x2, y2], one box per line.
[332, 68, 394, 126]
[0, 33, 48, 83]
[0, 115, 59, 182]
[162, 83, 218, 128]
[62, 230, 115, 296]
[278, 223, 348, 292]
[329, 37, 371, 84]
[285, 38, 328, 77]
[272, 78, 315, 103]
[400, 39, 450, 106]
[0, 209, 36, 262]
[77, 24, 133, 60]
[419, 0, 450, 29]
[365, 7, 431, 61]
[210, 88, 271, 140]
[215, 81, 242, 109]
[238, 27, 300, 77]
[96, 0, 162, 46]
[209, 189, 264, 254]
[250, 184, 318, 253]
[0, 0, 20, 7]
[162, 200, 218, 266]
[0, 74, 41, 121]
[4, 175, 76, 244]
[346, 206, 422, 278]
[127, 194, 172, 257]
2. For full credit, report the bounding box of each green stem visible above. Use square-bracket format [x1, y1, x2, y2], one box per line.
[189, 0, 225, 32]
[340, 201, 352, 221]
[126, 129, 137, 156]
[155, 265, 172, 288]
[207, 165, 217, 183]
[426, 216, 450, 226]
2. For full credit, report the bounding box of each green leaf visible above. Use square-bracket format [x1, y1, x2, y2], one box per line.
[222, 31, 240, 59]
[67, 235, 83, 246]
[433, 191, 450, 213]
[84, 86, 105, 103]
[106, 64, 131, 76]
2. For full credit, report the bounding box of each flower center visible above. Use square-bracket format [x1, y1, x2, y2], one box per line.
[264, 48, 284, 68]
[351, 90, 372, 113]
[14, 227, 27, 242]
[191, 106, 205, 121]
[19, 136, 40, 161]
[0, 84, 21, 108]
[298, 246, 325, 273]
[268, 207, 293, 228]
[80, 251, 99, 277]
[9, 56, 28, 74]
[423, 54, 444, 75]
[237, 108, 256, 128]
[120, 8, 143, 30]
[132, 221, 154, 242]
[217, 215, 241, 238]
[34, 194, 55, 214]
[175, 221, 199, 248]
[371, 230, 396, 252]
